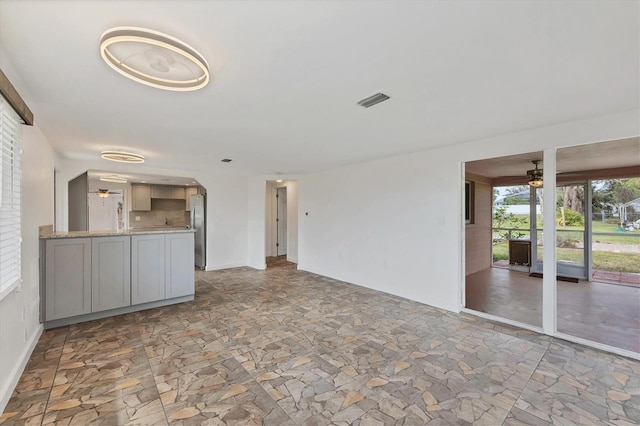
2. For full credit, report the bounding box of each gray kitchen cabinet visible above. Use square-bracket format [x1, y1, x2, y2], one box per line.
[92, 236, 131, 312]
[151, 185, 185, 199]
[131, 234, 166, 304]
[185, 187, 198, 211]
[150, 185, 171, 199]
[45, 238, 91, 321]
[170, 187, 185, 200]
[165, 232, 195, 298]
[131, 184, 151, 211]
[42, 231, 195, 329]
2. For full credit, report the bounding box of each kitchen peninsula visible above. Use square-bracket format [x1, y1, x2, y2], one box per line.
[40, 227, 195, 329]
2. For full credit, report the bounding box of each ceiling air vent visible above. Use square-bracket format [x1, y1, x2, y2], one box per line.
[357, 92, 390, 108]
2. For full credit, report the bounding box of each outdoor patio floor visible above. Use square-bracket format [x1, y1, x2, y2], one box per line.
[466, 267, 640, 353]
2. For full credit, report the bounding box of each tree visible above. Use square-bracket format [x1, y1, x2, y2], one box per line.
[492, 205, 527, 244]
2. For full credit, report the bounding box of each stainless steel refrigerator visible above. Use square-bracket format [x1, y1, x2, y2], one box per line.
[190, 194, 206, 270]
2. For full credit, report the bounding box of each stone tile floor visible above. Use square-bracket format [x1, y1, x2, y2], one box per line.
[1, 262, 638, 425]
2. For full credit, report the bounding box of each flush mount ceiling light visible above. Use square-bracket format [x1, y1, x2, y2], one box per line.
[99, 175, 128, 183]
[100, 27, 209, 91]
[527, 160, 543, 187]
[100, 150, 145, 163]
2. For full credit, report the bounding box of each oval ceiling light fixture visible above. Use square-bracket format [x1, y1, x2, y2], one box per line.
[99, 175, 128, 183]
[101, 150, 145, 163]
[100, 27, 209, 91]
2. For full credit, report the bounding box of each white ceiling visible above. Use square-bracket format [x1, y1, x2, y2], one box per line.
[1, 1, 638, 176]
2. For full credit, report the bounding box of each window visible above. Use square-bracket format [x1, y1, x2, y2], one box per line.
[465, 180, 475, 224]
[0, 94, 23, 299]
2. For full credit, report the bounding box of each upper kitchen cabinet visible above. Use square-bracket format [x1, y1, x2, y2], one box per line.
[131, 184, 151, 211]
[151, 185, 171, 199]
[151, 185, 185, 200]
[171, 187, 185, 199]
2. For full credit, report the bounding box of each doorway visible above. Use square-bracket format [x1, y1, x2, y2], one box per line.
[556, 183, 588, 279]
[276, 186, 287, 256]
[264, 180, 299, 268]
[88, 191, 124, 231]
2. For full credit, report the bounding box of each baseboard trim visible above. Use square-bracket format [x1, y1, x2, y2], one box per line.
[0, 324, 43, 413]
[44, 296, 193, 330]
[205, 263, 246, 271]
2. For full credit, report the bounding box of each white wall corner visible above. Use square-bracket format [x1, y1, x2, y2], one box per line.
[0, 325, 42, 414]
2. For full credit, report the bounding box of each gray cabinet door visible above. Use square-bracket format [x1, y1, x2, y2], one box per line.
[170, 187, 185, 200]
[131, 234, 165, 304]
[150, 186, 171, 199]
[131, 185, 151, 211]
[45, 238, 91, 321]
[165, 233, 195, 299]
[91, 236, 131, 313]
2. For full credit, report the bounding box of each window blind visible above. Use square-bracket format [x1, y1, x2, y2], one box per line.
[0, 94, 23, 298]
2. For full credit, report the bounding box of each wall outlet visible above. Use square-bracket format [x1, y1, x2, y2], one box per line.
[135, 216, 141, 221]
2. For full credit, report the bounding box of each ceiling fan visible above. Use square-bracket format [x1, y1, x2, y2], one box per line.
[91, 189, 121, 198]
[527, 160, 543, 187]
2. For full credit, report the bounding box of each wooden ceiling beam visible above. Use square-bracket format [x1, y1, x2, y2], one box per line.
[0, 68, 33, 125]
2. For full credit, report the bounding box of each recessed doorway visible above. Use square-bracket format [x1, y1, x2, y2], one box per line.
[265, 180, 299, 269]
[276, 186, 287, 256]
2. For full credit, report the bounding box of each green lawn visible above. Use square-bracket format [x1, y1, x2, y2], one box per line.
[495, 215, 640, 245]
[492, 242, 640, 273]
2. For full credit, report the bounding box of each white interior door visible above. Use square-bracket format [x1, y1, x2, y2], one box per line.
[277, 187, 287, 256]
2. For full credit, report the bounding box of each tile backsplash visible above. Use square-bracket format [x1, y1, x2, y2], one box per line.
[129, 199, 189, 227]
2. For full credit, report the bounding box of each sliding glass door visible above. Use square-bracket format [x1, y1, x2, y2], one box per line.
[555, 183, 587, 280]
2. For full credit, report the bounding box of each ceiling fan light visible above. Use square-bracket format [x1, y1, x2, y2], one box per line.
[526, 160, 543, 187]
[97, 189, 110, 198]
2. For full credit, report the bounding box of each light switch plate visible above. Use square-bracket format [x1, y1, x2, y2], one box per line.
[135, 216, 141, 221]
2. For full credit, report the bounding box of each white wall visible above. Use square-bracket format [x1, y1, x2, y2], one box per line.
[285, 181, 299, 263]
[247, 177, 266, 269]
[202, 173, 248, 270]
[296, 109, 640, 312]
[298, 152, 461, 311]
[0, 125, 56, 412]
[465, 173, 492, 276]
[56, 159, 249, 271]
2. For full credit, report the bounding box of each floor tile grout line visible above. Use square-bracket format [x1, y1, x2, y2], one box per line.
[136, 315, 171, 426]
[39, 326, 70, 426]
[500, 337, 554, 426]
